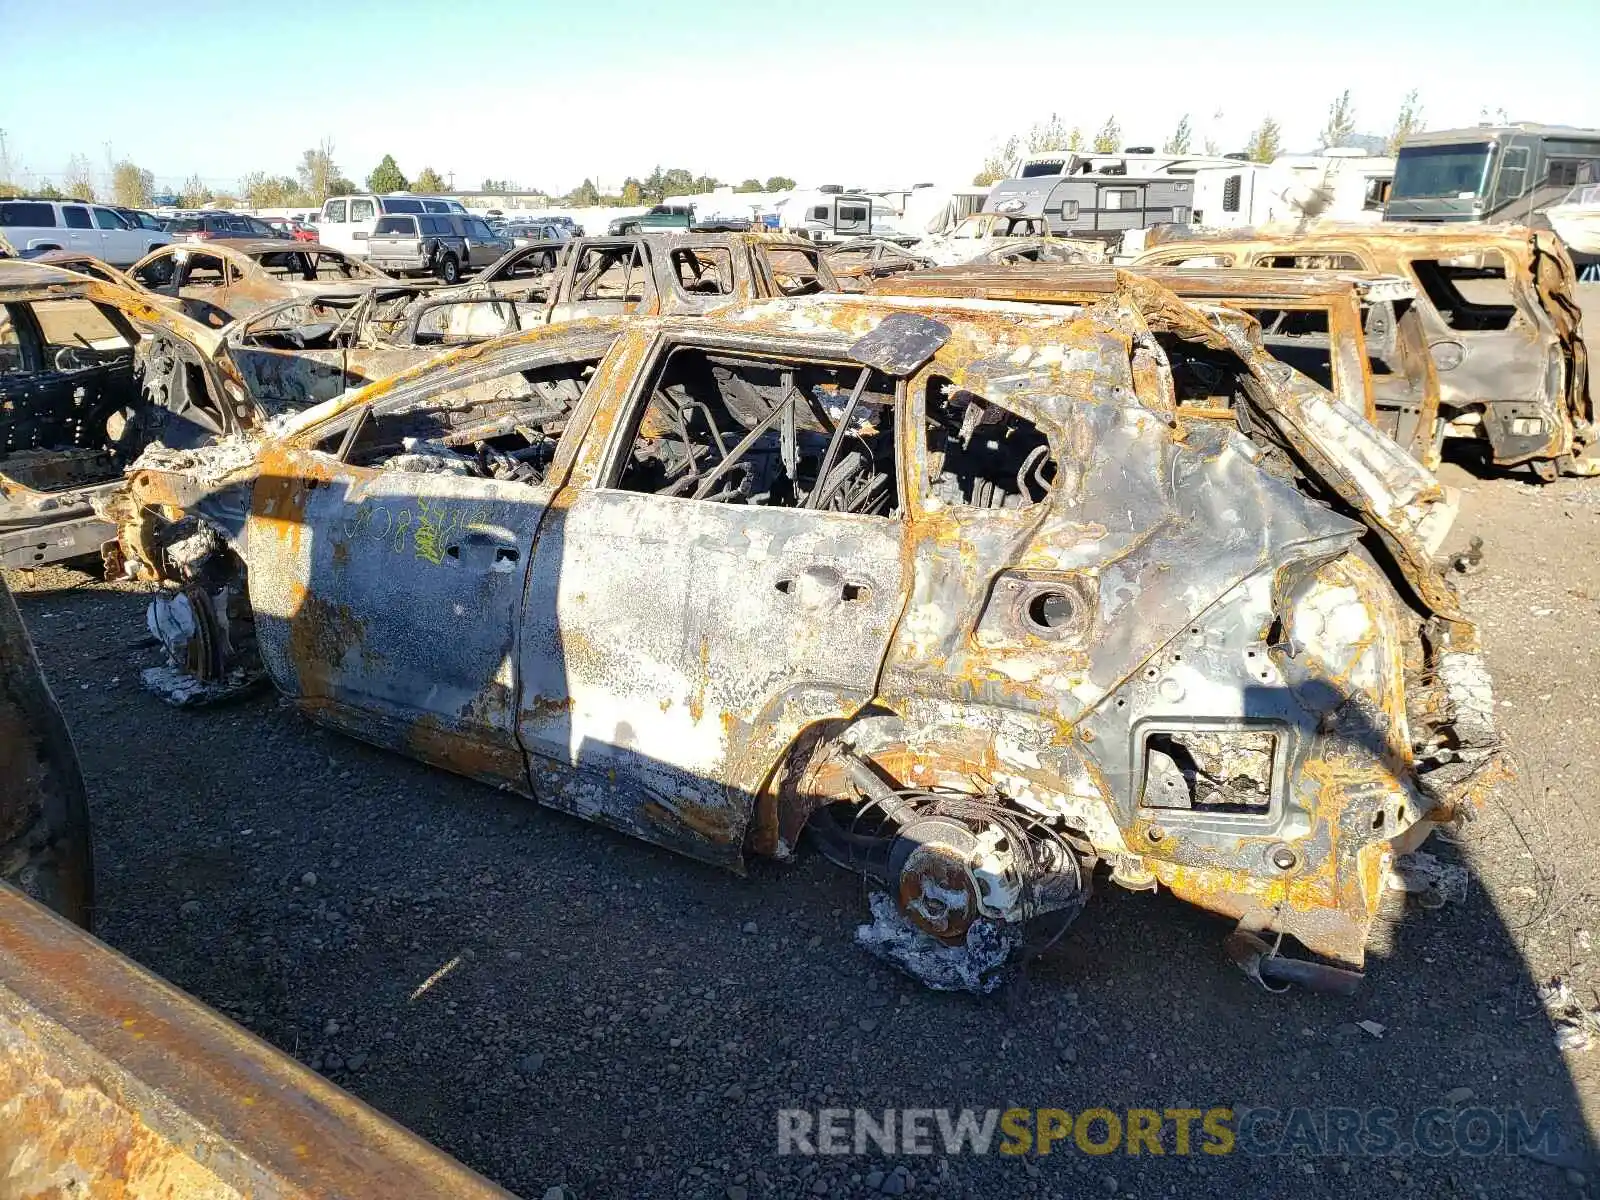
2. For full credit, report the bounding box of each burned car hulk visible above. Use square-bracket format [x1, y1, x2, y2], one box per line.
[109, 279, 1501, 992]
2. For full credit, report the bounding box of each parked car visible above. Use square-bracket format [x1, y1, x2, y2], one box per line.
[314, 194, 467, 258]
[163, 211, 286, 242]
[107, 286, 1500, 991]
[452, 213, 513, 273]
[502, 220, 569, 268]
[1135, 223, 1593, 478]
[263, 216, 319, 243]
[114, 207, 169, 235]
[128, 239, 393, 325]
[0, 197, 171, 267]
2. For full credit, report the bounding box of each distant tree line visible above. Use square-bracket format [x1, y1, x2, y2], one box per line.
[970, 91, 1431, 185]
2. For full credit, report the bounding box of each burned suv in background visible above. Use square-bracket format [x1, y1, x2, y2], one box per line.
[110, 279, 1501, 993]
[1136, 223, 1592, 478]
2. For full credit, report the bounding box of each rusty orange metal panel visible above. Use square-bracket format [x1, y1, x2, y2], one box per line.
[0, 882, 511, 1200]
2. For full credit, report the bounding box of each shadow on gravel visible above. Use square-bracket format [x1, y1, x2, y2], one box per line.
[7, 446, 1595, 1200]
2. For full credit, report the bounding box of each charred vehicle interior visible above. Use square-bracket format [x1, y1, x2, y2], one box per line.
[1, 264, 240, 568]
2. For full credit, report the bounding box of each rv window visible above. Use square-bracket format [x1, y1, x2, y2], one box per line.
[1363, 178, 1391, 211]
[810, 205, 829, 221]
[1547, 159, 1598, 189]
[1102, 189, 1139, 211]
[923, 376, 1055, 509]
[613, 347, 900, 517]
[1493, 147, 1530, 206]
[1057, 200, 1080, 220]
[1021, 160, 1067, 178]
[838, 205, 868, 223]
[1409, 252, 1516, 332]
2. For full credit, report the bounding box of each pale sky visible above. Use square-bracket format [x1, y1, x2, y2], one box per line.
[2, 0, 1597, 197]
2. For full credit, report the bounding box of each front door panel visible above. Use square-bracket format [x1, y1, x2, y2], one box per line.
[248, 447, 549, 789]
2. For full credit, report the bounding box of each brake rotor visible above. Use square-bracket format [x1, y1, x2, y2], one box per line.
[892, 816, 982, 943]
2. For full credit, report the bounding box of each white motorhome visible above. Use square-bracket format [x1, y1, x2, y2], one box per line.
[314, 193, 467, 257]
[1189, 150, 1394, 230]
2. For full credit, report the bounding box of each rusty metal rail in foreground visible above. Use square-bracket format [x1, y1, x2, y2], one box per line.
[0, 881, 510, 1200]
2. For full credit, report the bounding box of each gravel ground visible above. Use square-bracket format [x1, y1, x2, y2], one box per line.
[7, 292, 1600, 1199]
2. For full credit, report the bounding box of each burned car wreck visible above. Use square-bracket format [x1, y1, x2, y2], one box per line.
[107, 278, 1502, 992]
[0, 261, 259, 569]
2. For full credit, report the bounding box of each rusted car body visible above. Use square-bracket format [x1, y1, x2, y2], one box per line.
[0, 572, 93, 926]
[26, 249, 146, 291]
[1134, 223, 1592, 475]
[108, 282, 1499, 988]
[1, 570, 510, 1196]
[826, 238, 937, 291]
[127, 239, 393, 328]
[217, 233, 840, 411]
[870, 264, 1444, 469]
[0, 879, 512, 1198]
[0, 261, 259, 569]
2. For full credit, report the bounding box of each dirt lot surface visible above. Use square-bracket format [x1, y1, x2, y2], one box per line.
[7, 288, 1600, 1199]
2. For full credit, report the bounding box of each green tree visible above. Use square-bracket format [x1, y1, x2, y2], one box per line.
[297, 141, 340, 204]
[111, 160, 154, 207]
[0, 182, 23, 199]
[620, 178, 644, 205]
[34, 183, 64, 199]
[973, 134, 1020, 187]
[1320, 89, 1357, 150]
[1387, 90, 1425, 154]
[177, 173, 214, 208]
[414, 166, 447, 193]
[366, 154, 408, 193]
[1092, 117, 1122, 154]
[1163, 115, 1193, 155]
[763, 176, 796, 192]
[328, 177, 357, 197]
[661, 168, 697, 197]
[63, 154, 96, 201]
[240, 172, 304, 207]
[567, 178, 600, 206]
[1245, 117, 1283, 163]
[734, 178, 763, 193]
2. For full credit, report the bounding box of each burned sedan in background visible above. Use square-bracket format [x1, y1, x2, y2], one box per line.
[0, 260, 254, 570]
[214, 234, 841, 410]
[108, 281, 1501, 992]
[127, 240, 394, 328]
